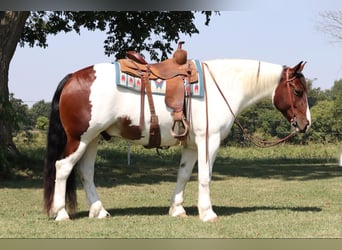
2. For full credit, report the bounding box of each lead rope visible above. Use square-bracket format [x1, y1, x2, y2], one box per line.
[202, 62, 297, 148]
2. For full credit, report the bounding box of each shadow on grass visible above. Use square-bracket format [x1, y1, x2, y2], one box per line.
[213, 158, 342, 182]
[1, 144, 341, 189]
[83, 146, 342, 187]
[72, 205, 322, 219]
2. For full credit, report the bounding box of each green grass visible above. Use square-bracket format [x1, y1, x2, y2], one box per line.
[0, 136, 341, 238]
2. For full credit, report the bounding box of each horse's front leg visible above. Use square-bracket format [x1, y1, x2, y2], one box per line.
[169, 147, 197, 217]
[78, 136, 110, 219]
[196, 134, 220, 222]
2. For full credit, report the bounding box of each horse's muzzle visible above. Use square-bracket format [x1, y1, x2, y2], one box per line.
[291, 117, 310, 133]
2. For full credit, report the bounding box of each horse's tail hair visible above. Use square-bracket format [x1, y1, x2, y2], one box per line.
[43, 73, 77, 215]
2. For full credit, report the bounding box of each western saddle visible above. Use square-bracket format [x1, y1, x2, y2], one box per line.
[118, 42, 198, 148]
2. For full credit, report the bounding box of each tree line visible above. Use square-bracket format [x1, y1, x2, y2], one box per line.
[9, 77, 342, 147]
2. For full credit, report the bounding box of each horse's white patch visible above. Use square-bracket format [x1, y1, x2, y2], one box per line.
[306, 101, 311, 129]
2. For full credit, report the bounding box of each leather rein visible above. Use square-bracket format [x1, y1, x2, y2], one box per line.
[202, 62, 297, 148]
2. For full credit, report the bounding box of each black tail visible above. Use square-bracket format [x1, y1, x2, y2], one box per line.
[43, 74, 77, 215]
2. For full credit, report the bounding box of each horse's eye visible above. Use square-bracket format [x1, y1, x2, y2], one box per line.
[294, 89, 303, 97]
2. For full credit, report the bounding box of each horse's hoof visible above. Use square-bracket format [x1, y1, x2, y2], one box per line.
[169, 205, 187, 217]
[89, 201, 110, 219]
[55, 216, 70, 222]
[54, 208, 70, 221]
[98, 210, 111, 219]
[200, 210, 218, 222]
[203, 215, 218, 222]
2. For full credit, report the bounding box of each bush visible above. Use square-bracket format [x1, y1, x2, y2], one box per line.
[35, 116, 49, 130]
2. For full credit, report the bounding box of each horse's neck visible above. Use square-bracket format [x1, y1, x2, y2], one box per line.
[212, 59, 283, 112]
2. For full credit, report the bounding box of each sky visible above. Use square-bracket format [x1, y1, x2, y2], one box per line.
[8, 2, 342, 106]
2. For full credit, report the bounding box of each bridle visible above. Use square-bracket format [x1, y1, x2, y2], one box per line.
[284, 67, 299, 129]
[202, 63, 298, 149]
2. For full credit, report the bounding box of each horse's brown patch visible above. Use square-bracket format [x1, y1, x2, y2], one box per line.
[118, 116, 142, 140]
[59, 66, 96, 156]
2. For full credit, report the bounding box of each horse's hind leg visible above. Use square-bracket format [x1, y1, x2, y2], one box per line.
[169, 147, 197, 217]
[52, 139, 88, 221]
[77, 136, 110, 219]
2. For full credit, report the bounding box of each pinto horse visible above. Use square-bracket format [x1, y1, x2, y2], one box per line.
[43, 59, 311, 222]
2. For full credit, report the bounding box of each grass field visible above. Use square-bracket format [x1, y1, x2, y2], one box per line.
[0, 136, 341, 238]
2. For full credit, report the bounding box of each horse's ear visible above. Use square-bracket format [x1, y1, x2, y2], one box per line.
[293, 61, 307, 73]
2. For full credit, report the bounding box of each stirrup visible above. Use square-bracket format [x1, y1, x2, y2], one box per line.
[170, 116, 189, 139]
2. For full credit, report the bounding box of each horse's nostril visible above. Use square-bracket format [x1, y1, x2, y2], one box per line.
[299, 121, 310, 133]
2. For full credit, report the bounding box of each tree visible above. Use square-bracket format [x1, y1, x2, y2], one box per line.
[0, 11, 30, 164]
[8, 94, 31, 133]
[331, 79, 342, 141]
[21, 11, 214, 60]
[319, 11, 342, 43]
[309, 100, 336, 143]
[29, 100, 51, 126]
[0, 11, 216, 176]
[35, 116, 49, 130]
[317, 11, 342, 143]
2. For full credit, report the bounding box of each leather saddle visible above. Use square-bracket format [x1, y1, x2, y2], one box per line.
[118, 42, 198, 148]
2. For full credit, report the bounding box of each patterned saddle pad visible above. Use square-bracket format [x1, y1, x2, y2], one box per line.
[113, 60, 204, 98]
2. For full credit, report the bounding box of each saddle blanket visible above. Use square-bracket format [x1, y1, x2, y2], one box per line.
[113, 60, 204, 98]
